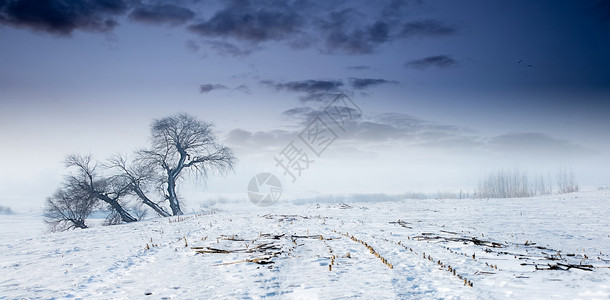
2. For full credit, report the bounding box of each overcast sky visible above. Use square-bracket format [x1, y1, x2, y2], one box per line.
[1, 0, 609, 210]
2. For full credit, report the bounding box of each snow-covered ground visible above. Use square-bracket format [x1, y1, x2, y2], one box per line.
[1, 190, 610, 299]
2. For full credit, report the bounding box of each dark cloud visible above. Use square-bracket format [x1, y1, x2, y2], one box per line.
[185, 2, 454, 56]
[283, 106, 315, 117]
[272, 80, 343, 93]
[318, 9, 394, 54]
[263, 77, 399, 101]
[405, 55, 457, 69]
[1, 0, 459, 57]
[0, 0, 127, 35]
[261, 79, 345, 102]
[401, 19, 456, 38]
[188, 7, 302, 43]
[262, 79, 345, 102]
[129, 4, 195, 25]
[316, 8, 455, 55]
[185, 1, 315, 55]
[349, 78, 398, 89]
[200, 83, 229, 93]
[368, 21, 390, 43]
[200, 83, 250, 94]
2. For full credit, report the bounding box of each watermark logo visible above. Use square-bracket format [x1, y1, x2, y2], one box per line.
[247, 173, 282, 207]
[247, 93, 362, 207]
[274, 93, 361, 182]
[299, 117, 337, 157]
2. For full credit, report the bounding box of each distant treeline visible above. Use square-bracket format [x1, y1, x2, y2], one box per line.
[400, 167, 579, 200]
[477, 167, 578, 198]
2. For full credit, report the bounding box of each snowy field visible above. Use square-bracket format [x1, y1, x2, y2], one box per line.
[1, 190, 610, 299]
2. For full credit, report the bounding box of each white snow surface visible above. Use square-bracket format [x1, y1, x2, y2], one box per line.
[1, 190, 610, 299]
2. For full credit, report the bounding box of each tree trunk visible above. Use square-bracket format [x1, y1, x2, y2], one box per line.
[166, 151, 186, 216]
[71, 218, 88, 229]
[96, 193, 137, 222]
[132, 185, 171, 217]
[167, 176, 182, 215]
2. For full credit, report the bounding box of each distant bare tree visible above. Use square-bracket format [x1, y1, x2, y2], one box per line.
[64, 154, 137, 223]
[107, 155, 171, 217]
[138, 114, 236, 215]
[556, 167, 578, 194]
[43, 185, 98, 231]
[477, 167, 532, 198]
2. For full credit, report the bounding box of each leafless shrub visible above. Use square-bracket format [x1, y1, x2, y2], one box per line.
[0, 205, 14, 215]
[43, 186, 98, 232]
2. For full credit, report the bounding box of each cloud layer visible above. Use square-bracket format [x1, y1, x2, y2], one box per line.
[0, 0, 457, 56]
[349, 78, 398, 89]
[0, 0, 127, 35]
[405, 55, 457, 69]
[129, 4, 195, 25]
[188, 5, 302, 43]
[261, 77, 398, 102]
[200, 83, 229, 94]
[225, 102, 593, 167]
[400, 19, 456, 38]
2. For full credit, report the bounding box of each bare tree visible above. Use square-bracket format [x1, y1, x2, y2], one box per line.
[138, 114, 236, 215]
[65, 154, 137, 223]
[43, 185, 98, 232]
[556, 167, 578, 194]
[107, 155, 171, 217]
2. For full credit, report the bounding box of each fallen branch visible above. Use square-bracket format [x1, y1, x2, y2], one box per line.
[213, 256, 275, 266]
[389, 220, 412, 229]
